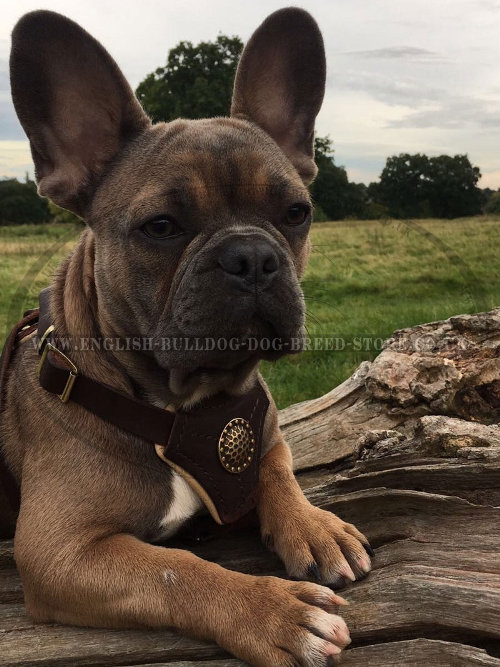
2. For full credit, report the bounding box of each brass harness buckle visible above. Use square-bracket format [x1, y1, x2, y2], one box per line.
[37, 324, 54, 351]
[37, 330, 78, 403]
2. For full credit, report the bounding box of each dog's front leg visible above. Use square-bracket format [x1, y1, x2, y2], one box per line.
[16, 529, 353, 666]
[257, 439, 373, 588]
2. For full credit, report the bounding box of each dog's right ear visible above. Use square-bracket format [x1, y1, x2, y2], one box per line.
[10, 11, 150, 217]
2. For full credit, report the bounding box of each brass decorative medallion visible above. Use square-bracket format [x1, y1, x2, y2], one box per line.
[218, 418, 255, 474]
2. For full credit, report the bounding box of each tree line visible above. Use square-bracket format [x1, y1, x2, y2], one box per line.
[0, 176, 79, 225]
[2, 33, 499, 225]
[311, 143, 499, 220]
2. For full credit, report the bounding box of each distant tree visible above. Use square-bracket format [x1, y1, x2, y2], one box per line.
[48, 201, 82, 224]
[376, 153, 431, 218]
[311, 136, 367, 220]
[481, 187, 494, 209]
[0, 177, 50, 225]
[374, 153, 482, 219]
[359, 182, 389, 219]
[136, 35, 243, 122]
[426, 155, 482, 218]
[485, 191, 500, 214]
[348, 182, 371, 218]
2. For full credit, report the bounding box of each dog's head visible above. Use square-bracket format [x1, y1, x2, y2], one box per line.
[10, 9, 326, 397]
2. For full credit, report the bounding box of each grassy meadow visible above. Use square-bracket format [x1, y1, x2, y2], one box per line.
[1, 217, 499, 408]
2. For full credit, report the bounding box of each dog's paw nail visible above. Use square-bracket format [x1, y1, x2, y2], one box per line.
[333, 594, 349, 606]
[307, 561, 321, 582]
[363, 542, 375, 558]
[341, 564, 356, 582]
[357, 554, 371, 573]
[327, 648, 342, 665]
[262, 533, 274, 551]
[334, 624, 351, 646]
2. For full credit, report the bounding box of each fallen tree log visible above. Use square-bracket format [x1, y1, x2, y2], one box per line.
[1, 308, 499, 666]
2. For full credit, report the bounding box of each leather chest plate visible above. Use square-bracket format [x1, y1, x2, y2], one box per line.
[155, 381, 269, 525]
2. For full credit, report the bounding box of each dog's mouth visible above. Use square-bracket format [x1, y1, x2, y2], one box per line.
[165, 314, 301, 365]
[158, 312, 304, 397]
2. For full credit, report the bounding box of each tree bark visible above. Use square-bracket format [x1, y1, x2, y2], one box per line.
[1, 308, 499, 666]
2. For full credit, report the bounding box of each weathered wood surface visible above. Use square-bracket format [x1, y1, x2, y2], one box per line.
[1, 308, 499, 666]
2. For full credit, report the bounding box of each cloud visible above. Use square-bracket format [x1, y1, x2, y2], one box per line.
[481, 171, 500, 189]
[345, 46, 447, 62]
[0, 99, 26, 141]
[332, 69, 444, 107]
[479, 0, 500, 11]
[387, 96, 500, 129]
[0, 140, 33, 180]
[0, 58, 26, 141]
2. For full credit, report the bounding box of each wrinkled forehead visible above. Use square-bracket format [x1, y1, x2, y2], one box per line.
[94, 118, 309, 225]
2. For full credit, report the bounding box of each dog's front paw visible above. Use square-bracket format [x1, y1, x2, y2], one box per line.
[220, 575, 351, 666]
[261, 503, 373, 588]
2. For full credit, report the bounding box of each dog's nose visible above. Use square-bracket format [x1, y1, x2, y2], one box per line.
[218, 237, 279, 291]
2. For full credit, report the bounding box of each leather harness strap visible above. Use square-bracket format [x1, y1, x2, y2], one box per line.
[37, 288, 176, 444]
[1, 288, 270, 526]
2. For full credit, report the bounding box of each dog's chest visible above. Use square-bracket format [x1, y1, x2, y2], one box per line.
[153, 471, 204, 541]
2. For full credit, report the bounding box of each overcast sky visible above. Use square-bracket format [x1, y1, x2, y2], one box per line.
[1, 0, 500, 188]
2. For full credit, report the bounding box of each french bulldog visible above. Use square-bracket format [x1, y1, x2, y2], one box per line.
[1, 7, 372, 666]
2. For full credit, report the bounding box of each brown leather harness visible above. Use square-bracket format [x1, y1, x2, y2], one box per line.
[0, 288, 269, 526]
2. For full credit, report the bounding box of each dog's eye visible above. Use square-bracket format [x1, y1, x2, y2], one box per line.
[141, 217, 182, 239]
[285, 204, 310, 226]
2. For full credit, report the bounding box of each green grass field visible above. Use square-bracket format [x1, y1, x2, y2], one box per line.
[1, 217, 499, 408]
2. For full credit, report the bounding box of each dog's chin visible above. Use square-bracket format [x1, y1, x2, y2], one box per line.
[167, 356, 258, 400]
[156, 319, 305, 399]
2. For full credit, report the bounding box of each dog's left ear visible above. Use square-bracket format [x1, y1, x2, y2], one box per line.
[10, 11, 151, 217]
[231, 8, 326, 184]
